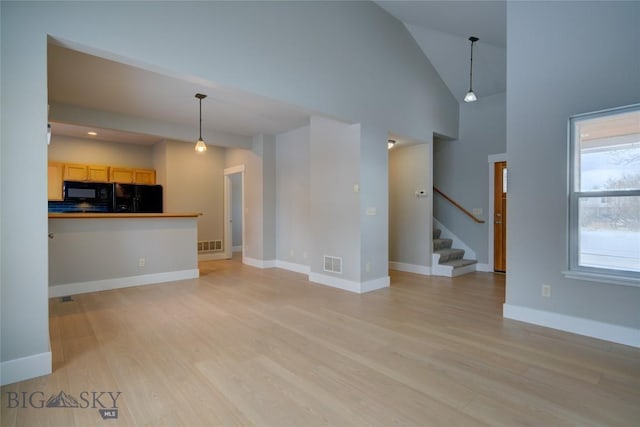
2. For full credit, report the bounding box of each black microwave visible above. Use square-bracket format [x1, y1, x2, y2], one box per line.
[63, 181, 114, 204]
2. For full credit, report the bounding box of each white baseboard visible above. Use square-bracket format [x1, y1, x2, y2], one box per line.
[198, 252, 228, 261]
[232, 245, 243, 253]
[309, 272, 389, 294]
[476, 263, 491, 272]
[361, 276, 391, 293]
[48, 269, 200, 298]
[243, 257, 276, 269]
[1, 351, 52, 386]
[450, 263, 479, 277]
[389, 261, 431, 276]
[431, 263, 453, 277]
[275, 260, 311, 275]
[503, 303, 640, 348]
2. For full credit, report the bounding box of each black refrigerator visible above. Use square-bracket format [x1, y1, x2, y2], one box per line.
[114, 184, 163, 213]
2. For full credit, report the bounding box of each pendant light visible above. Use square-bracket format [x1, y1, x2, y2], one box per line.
[464, 36, 479, 103]
[194, 93, 207, 152]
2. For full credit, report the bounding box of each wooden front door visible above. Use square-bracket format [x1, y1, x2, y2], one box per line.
[494, 161, 507, 272]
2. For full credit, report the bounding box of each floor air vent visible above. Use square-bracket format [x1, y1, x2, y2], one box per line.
[323, 255, 342, 274]
[198, 240, 223, 253]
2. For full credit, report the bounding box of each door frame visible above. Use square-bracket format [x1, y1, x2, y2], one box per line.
[487, 153, 507, 272]
[223, 165, 245, 260]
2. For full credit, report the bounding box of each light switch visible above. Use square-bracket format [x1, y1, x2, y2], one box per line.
[353, 184, 360, 193]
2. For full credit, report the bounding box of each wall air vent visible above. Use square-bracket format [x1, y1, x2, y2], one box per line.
[198, 240, 223, 253]
[323, 255, 342, 274]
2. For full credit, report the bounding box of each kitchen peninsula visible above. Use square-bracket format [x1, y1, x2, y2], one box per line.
[48, 212, 201, 297]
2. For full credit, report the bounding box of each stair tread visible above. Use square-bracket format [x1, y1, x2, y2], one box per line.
[434, 248, 465, 256]
[441, 258, 477, 268]
[433, 238, 453, 250]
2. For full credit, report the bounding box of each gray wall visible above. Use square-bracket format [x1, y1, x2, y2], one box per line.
[48, 135, 155, 168]
[224, 137, 277, 263]
[49, 218, 197, 286]
[389, 143, 432, 268]
[1, 0, 458, 382]
[230, 174, 243, 248]
[434, 92, 506, 264]
[309, 116, 362, 282]
[276, 126, 310, 266]
[506, 1, 640, 329]
[162, 140, 225, 243]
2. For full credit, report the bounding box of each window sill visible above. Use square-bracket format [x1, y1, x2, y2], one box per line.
[562, 270, 640, 288]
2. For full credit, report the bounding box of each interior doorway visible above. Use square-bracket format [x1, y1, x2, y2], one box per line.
[488, 154, 507, 273]
[224, 165, 245, 260]
[493, 160, 507, 272]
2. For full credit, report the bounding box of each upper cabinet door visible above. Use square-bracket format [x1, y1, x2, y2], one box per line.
[133, 169, 156, 185]
[63, 163, 88, 181]
[48, 162, 65, 200]
[109, 167, 134, 183]
[87, 165, 109, 182]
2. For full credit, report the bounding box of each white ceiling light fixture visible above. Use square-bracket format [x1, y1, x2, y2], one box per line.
[387, 139, 396, 150]
[194, 93, 207, 153]
[464, 36, 479, 103]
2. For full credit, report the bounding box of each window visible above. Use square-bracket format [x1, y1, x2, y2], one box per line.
[567, 103, 640, 286]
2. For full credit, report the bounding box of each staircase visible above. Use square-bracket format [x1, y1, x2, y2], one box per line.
[432, 228, 477, 277]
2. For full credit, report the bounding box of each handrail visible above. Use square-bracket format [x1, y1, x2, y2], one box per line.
[433, 186, 485, 224]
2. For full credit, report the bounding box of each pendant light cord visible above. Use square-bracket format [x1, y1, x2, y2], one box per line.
[469, 37, 476, 91]
[199, 96, 203, 140]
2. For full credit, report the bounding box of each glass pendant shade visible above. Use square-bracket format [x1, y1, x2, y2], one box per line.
[195, 138, 207, 152]
[464, 90, 477, 103]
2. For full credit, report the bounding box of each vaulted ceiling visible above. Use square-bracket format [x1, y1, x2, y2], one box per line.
[376, 1, 506, 101]
[48, 1, 506, 145]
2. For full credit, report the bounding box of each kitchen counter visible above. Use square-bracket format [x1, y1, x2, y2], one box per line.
[49, 212, 201, 219]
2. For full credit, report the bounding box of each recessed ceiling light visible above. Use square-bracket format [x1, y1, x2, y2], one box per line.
[87, 131, 98, 136]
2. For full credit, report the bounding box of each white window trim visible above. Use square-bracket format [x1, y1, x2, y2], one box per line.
[565, 103, 640, 288]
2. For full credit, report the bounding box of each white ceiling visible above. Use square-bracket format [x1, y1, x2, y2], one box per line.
[48, 1, 507, 145]
[376, 1, 507, 101]
[48, 44, 314, 143]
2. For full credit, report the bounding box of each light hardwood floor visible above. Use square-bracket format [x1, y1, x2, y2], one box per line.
[2, 256, 639, 426]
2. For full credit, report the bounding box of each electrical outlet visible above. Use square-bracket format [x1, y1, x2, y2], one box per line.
[365, 262, 371, 273]
[289, 249, 295, 257]
[542, 284, 551, 297]
[138, 257, 145, 267]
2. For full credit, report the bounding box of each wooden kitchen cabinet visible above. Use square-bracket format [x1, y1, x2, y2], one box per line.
[48, 162, 65, 200]
[62, 163, 109, 182]
[109, 167, 134, 183]
[87, 165, 109, 182]
[63, 163, 89, 181]
[133, 169, 156, 184]
[109, 167, 156, 184]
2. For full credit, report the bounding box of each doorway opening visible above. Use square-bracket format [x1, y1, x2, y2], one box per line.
[488, 154, 507, 272]
[224, 165, 245, 260]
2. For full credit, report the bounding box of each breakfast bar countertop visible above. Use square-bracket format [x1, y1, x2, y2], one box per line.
[48, 212, 201, 219]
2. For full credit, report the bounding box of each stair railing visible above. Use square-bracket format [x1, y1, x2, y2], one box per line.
[433, 186, 485, 224]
